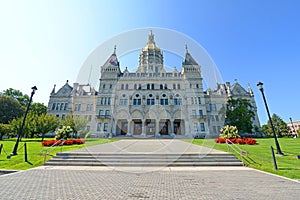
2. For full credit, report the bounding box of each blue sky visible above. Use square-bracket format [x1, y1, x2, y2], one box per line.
[0, 0, 299, 125]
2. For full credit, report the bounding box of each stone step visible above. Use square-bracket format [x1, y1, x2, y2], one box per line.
[48, 158, 240, 163]
[45, 152, 243, 167]
[44, 161, 243, 167]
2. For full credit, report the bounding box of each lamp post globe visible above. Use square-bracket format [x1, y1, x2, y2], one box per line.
[257, 82, 283, 155]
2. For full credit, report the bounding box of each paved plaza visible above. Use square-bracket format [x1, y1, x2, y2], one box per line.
[0, 139, 299, 199]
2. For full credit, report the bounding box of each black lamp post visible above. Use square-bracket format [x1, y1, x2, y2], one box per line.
[257, 82, 283, 155]
[289, 117, 297, 137]
[10, 86, 37, 156]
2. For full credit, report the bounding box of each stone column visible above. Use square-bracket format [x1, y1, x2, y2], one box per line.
[170, 120, 174, 134]
[141, 119, 146, 137]
[155, 119, 161, 137]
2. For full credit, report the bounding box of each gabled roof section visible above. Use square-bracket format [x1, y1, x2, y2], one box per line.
[53, 80, 73, 97]
[183, 45, 199, 65]
[102, 46, 119, 68]
[230, 81, 248, 96]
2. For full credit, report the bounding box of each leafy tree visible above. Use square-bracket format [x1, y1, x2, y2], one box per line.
[34, 114, 59, 141]
[30, 102, 47, 116]
[0, 124, 11, 140]
[263, 114, 290, 137]
[225, 98, 255, 133]
[9, 114, 32, 139]
[0, 96, 24, 124]
[0, 88, 30, 107]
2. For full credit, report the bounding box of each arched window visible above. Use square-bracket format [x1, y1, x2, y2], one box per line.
[119, 94, 128, 105]
[133, 94, 141, 105]
[160, 94, 168, 105]
[147, 94, 155, 105]
[174, 94, 182, 105]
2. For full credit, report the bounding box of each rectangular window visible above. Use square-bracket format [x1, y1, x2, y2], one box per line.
[103, 123, 108, 131]
[101, 98, 105, 105]
[211, 115, 215, 121]
[147, 84, 150, 90]
[52, 103, 56, 110]
[200, 123, 205, 131]
[103, 84, 106, 89]
[173, 84, 176, 89]
[164, 84, 168, 89]
[151, 83, 154, 90]
[74, 104, 81, 111]
[199, 110, 203, 118]
[99, 110, 104, 117]
[147, 99, 155, 105]
[97, 123, 102, 131]
[88, 115, 92, 122]
[64, 103, 68, 110]
[198, 97, 201, 104]
[191, 97, 194, 104]
[110, 84, 112, 89]
[105, 110, 110, 117]
[192, 110, 196, 117]
[125, 84, 128, 90]
[160, 84, 163, 89]
[86, 104, 93, 111]
[177, 84, 180, 89]
[194, 123, 198, 132]
[60, 103, 64, 110]
[215, 115, 219, 121]
[107, 97, 111, 105]
[160, 99, 168, 105]
[134, 84, 137, 90]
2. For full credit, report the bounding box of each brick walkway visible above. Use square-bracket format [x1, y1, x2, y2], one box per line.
[0, 139, 299, 199]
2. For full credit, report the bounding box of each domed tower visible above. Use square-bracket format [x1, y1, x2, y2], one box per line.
[137, 31, 165, 73]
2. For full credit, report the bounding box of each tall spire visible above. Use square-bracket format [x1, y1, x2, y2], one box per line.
[51, 84, 56, 95]
[183, 45, 198, 65]
[148, 30, 155, 44]
[248, 83, 254, 97]
[113, 45, 116, 55]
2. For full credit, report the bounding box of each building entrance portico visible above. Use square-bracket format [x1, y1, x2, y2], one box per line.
[146, 119, 156, 135]
[133, 119, 142, 135]
[159, 119, 169, 135]
[116, 120, 128, 135]
[174, 119, 184, 135]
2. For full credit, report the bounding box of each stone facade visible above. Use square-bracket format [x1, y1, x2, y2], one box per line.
[47, 32, 260, 138]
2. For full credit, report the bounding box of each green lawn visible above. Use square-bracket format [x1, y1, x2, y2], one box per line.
[0, 138, 117, 170]
[190, 138, 300, 180]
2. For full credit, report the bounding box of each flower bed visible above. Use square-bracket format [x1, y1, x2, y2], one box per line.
[214, 138, 257, 145]
[42, 139, 85, 146]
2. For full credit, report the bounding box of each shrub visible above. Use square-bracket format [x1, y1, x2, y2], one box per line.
[219, 125, 239, 139]
[41, 139, 85, 146]
[214, 137, 257, 145]
[55, 126, 73, 140]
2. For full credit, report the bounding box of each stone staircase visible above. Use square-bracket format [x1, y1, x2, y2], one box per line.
[45, 152, 243, 167]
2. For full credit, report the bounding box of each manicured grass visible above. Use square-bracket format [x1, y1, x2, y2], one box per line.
[189, 138, 300, 180]
[0, 138, 117, 170]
